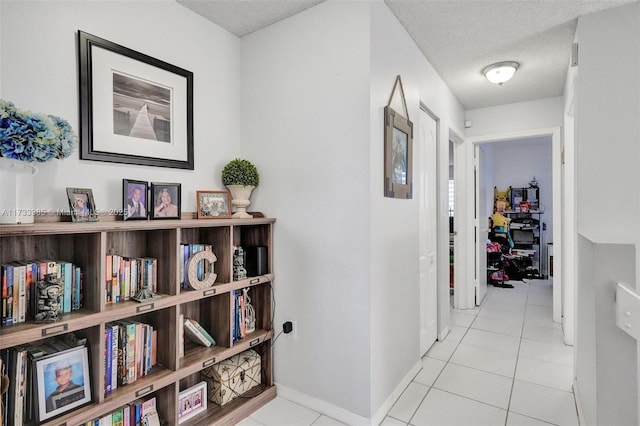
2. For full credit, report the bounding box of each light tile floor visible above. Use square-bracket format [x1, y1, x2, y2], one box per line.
[238, 279, 577, 426]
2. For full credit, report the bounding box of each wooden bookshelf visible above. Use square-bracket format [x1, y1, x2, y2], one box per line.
[0, 218, 276, 425]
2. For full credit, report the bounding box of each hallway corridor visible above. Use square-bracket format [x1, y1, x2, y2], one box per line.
[382, 279, 577, 426]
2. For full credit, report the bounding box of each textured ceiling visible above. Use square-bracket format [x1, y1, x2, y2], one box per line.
[384, 0, 636, 109]
[176, 0, 637, 110]
[176, 0, 324, 37]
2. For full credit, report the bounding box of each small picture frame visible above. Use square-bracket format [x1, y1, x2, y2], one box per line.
[178, 381, 207, 424]
[35, 345, 92, 422]
[384, 106, 413, 199]
[123, 179, 149, 220]
[196, 190, 231, 219]
[150, 182, 181, 219]
[66, 188, 98, 222]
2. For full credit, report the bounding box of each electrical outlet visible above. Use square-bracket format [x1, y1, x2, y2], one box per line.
[285, 320, 297, 341]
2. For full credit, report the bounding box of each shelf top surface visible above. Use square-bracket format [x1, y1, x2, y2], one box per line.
[0, 217, 276, 236]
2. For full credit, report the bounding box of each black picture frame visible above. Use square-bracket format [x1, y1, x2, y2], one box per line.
[35, 345, 92, 422]
[150, 182, 181, 219]
[78, 30, 194, 170]
[123, 179, 149, 221]
[66, 188, 99, 222]
[384, 106, 413, 199]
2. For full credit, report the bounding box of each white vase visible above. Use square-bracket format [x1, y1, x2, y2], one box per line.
[0, 158, 38, 224]
[227, 185, 255, 219]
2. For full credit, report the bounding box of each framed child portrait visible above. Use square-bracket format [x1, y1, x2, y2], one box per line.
[196, 190, 231, 219]
[178, 381, 207, 424]
[150, 182, 181, 219]
[123, 179, 149, 220]
[66, 188, 99, 222]
[35, 345, 92, 422]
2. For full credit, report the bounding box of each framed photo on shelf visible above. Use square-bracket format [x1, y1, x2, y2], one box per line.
[150, 182, 181, 219]
[78, 30, 194, 170]
[384, 105, 413, 199]
[196, 190, 231, 219]
[178, 381, 207, 424]
[35, 346, 92, 422]
[123, 179, 149, 220]
[66, 188, 99, 222]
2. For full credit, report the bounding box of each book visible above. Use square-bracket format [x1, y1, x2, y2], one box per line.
[5, 265, 14, 326]
[105, 326, 113, 395]
[186, 318, 216, 346]
[178, 313, 184, 358]
[61, 261, 72, 313]
[183, 318, 211, 347]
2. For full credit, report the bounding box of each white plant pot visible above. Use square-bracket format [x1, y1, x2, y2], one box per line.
[0, 158, 38, 224]
[227, 185, 255, 219]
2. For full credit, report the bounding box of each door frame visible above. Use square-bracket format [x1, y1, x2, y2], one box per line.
[461, 127, 563, 323]
[418, 103, 440, 354]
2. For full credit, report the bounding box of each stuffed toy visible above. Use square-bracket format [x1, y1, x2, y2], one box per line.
[494, 186, 512, 212]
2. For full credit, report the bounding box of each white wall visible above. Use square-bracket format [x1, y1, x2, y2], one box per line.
[241, 1, 465, 419]
[574, 3, 640, 425]
[465, 96, 564, 137]
[241, 1, 373, 417]
[0, 1, 242, 213]
[369, 2, 465, 415]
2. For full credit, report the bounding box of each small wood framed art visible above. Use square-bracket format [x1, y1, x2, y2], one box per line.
[196, 190, 231, 219]
[384, 75, 413, 199]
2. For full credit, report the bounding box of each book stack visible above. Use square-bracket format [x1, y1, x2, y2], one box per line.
[1, 260, 84, 326]
[104, 255, 157, 305]
[104, 320, 157, 396]
[179, 244, 214, 289]
[183, 317, 216, 348]
[85, 396, 158, 426]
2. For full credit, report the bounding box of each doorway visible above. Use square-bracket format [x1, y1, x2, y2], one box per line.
[464, 128, 563, 326]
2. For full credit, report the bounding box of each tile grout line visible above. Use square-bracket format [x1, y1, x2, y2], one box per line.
[404, 300, 480, 426]
[504, 279, 530, 426]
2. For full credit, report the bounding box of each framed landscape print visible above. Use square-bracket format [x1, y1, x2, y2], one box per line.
[78, 30, 194, 170]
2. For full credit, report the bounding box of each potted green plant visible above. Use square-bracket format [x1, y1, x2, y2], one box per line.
[221, 158, 259, 219]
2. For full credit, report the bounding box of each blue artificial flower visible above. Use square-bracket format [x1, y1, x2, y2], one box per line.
[0, 99, 77, 162]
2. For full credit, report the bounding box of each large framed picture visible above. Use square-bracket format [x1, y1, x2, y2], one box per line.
[66, 188, 99, 222]
[384, 105, 413, 199]
[150, 182, 181, 219]
[123, 179, 149, 220]
[78, 30, 194, 170]
[35, 346, 92, 422]
[178, 381, 207, 424]
[196, 190, 232, 219]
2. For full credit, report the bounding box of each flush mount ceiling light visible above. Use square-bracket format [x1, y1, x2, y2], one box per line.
[483, 61, 520, 85]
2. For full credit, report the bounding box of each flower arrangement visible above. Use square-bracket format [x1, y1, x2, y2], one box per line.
[0, 99, 77, 162]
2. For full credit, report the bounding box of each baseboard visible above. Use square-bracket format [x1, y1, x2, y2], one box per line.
[438, 326, 450, 342]
[276, 360, 422, 426]
[275, 383, 372, 426]
[371, 360, 422, 425]
[573, 379, 585, 425]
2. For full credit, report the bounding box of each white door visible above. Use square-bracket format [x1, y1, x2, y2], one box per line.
[475, 145, 488, 305]
[419, 107, 438, 355]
